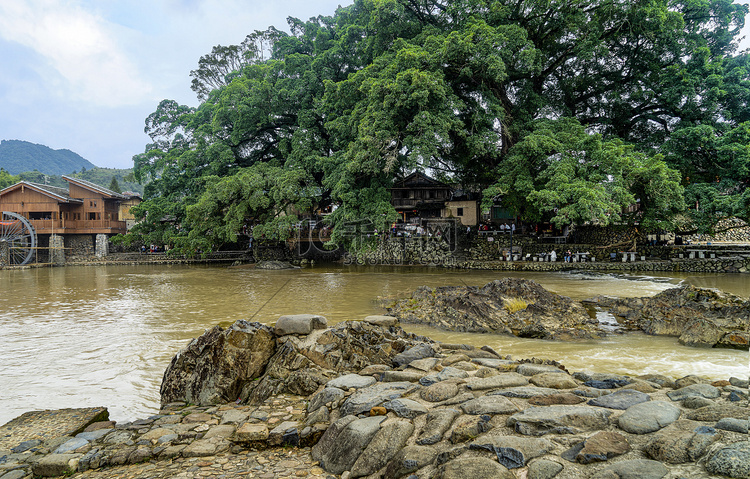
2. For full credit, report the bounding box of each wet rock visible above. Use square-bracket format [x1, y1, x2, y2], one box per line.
[383, 398, 428, 419]
[311, 415, 385, 474]
[421, 381, 459, 402]
[529, 373, 578, 389]
[587, 389, 650, 410]
[573, 371, 631, 383]
[644, 420, 721, 463]
[591, 459, 668, 479]
[617, 400, 681, 434]
[350, 419, 414, 478]
[10, 439, 41, 453]
[705, 440, 750, 478]
[508, 406, 612, 436]
[574, 431, 630, 464]
[268, 421, 299, 446]
[730, 376, 749, 388]
[160, 320, 276, 406]
[583, 379, 630, 389]
[674, 375, 708, 389]
[460, 396, 519, 415]
[326, 374, 376, 390]
[256, 260, 297, 269]
[383, 445, 438, 478]
[274, 314, 327, 336]
[438, 456, 514, 479]
[472, 358, 518, 369]
[417, 409, 461, 445]
[339, 381, 419, 417]
[666, 383, 720, 401]
[466, 372, 529, 390]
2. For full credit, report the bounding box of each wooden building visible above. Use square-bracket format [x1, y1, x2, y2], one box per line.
[0, 176, 129, 235]
[390, 172, 452, 222]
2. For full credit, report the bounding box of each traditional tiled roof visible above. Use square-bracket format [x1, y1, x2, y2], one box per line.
[0, 181, 83, 203]
[62, 175, 127, 199]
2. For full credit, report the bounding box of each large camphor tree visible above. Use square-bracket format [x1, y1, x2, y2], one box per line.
[127, 0, 749, 253]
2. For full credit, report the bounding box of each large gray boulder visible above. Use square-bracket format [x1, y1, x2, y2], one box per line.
[160, 320, 276, 406]
[274, 314, 327, 336]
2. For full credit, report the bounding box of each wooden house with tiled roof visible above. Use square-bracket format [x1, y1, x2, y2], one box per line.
[0, 176, 132, 235]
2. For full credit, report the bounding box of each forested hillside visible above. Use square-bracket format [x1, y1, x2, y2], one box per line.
[16, 168, 144, 195]
[0, 140, 97, 175]
[126, 0, 750, 254]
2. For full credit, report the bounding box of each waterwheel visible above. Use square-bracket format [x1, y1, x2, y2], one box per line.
[0, 211, 36, 266]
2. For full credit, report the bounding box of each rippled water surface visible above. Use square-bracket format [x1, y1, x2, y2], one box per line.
[1, 264, 747, 425]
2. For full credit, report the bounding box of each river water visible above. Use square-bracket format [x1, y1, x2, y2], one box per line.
[1, 264, 748, 425]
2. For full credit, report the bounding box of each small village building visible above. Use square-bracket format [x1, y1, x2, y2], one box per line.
[390, 172, 452, 222]
[0, 176, 140, 261]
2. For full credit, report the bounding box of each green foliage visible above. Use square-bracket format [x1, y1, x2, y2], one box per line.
[108, 177, 122, 194]
[0, 168, 20, 189]
[125, 0, 750, 251]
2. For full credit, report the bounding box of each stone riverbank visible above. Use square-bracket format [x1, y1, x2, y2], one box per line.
[1, 316, 748, 479]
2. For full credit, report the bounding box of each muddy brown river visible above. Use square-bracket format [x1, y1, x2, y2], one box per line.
[1, 264, 748, 424]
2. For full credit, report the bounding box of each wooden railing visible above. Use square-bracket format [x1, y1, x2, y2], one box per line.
[28, 219, 126, 234]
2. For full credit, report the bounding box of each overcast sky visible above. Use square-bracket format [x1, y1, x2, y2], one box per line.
[0, 1, 748, 170]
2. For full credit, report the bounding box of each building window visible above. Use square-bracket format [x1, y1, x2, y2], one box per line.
[457, 208, 464, 216]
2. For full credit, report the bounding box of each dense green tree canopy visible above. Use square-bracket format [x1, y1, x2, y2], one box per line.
[0, 168, 20, 189]
[128, 0, 749, 253]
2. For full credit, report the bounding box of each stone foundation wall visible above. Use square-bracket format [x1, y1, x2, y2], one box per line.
[345, 237, 456, 266]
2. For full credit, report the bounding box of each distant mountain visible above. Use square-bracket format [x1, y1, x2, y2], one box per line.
[0, 139, 98, 175]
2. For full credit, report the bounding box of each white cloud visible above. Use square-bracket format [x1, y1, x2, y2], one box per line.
[0, 0, 153, 107]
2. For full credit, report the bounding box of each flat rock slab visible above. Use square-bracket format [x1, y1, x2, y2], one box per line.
[471, 358, 518, 369]
[467, 372, 529, 390]
[666, 383, 721, 401]
[618, 400, 681, 434]
[0, 407, 108, 450]
[417, 409, 461, 445]
[339, 382, 419, 417]
[489, 386, 560, 398]
[461, 396, 519, 415]
[308, 387, 345, 412]
[591, 459, 668, 479]
[588, 389, 651, 410]
[528, 392, 586, 406]
[363, 315, 399, 327]
[508, 406, 612, 436]
[685, 403, 750, 422]
[529, 372, 578, 389]
[326, 374, 376, 390]
[516, 364, 567, 376]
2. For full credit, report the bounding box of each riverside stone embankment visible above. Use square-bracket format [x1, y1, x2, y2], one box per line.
[1, 314, 748, 479]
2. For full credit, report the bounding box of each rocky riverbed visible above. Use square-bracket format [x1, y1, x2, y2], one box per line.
[1, 314, 748, 479]
[385, 279, 750, 350]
